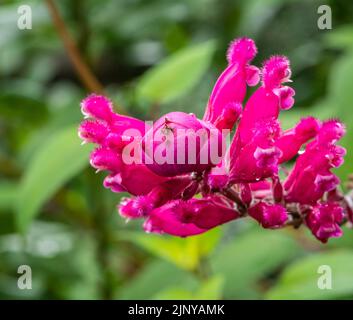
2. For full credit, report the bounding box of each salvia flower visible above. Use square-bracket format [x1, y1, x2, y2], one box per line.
[79, 37, 352, 243]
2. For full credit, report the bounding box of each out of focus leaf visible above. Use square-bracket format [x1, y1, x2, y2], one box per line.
[326, 51, 353, 180]
[153, 275, 224, 300]
[0, 94, 48, 125]
[153, 288, 194, 300]
[266, 250, 353, 299]
[16, 126, 93, 232]
[0, 274, 45, 299]
[194, 275, 224, 299]
[0, 222, 100, 299]
[0, 221, 74, 257]
[211, 228, 302, 299]
[238, 0, 286, 36]
[328, 226, 353, 249]
[324, 25, 353, 50]
[0, 182, 17, 211]
[119, 228, 221, 271]
[136, 40, 216, 104]
[117, 260, 198, 299]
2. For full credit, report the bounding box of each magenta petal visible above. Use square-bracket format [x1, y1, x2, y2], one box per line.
[249, 202, 288, 229]
[144, 196, 239, 237]
[143, 112, 224, 177]
[276, 117, 321, 163]
[305, 202, 344, 243]
[203, 37, 259, 124]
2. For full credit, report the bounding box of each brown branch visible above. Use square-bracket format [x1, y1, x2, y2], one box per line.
[45, 0, 104, 94]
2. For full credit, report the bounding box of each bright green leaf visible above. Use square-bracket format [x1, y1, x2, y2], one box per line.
[117, 260, 198, 300]
[194, 275, 224, 300]
[16, 126, 92, 232]
[153, 275, 224, 300]
[266, 250, 353, 299]
[136, 40, 216, 104]
[119, 228, 221, 271]
[153, 288, 194, 300]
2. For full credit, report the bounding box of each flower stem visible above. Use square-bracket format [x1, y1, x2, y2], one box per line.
[45, 0, 104, 94]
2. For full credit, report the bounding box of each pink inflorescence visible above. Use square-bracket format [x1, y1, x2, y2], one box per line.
[78, 37, 352, 243]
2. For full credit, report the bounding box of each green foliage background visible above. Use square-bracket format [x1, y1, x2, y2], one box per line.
[1, 0, 353, 299]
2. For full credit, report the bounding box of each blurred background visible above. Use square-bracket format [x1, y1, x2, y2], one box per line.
[1, 0, 353, 300]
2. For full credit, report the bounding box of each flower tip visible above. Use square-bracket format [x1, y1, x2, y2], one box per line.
[78, 119, 109, 144]
[295, 117, 321, 141]
[317, 119, 346, 145]
[249, 202, 288, 229]
[80, 94, 114, 121]
[227, 37, 257, 64]
[118, 197, 153, 219]
[262, 55, 291, 88]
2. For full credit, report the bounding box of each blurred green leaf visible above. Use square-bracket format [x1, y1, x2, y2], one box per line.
[328, 226, 353, 249]
[194, 275, 224, 299]
[153, 275, 224, 300]
[211, 228, 302, 299]
[324, 25, 353, 50]
[326, 51, 353, 180]
[120, 228, 221, 271]
[0, 182, 17, 211]
[16, 126, 93, 232]
[153, 288, 194, 300]
[117, 260, 198, 299]
[136, 40, 216, 104]
[0, 274, 45, 299]
[0, 94, 47, 122]
[266, 250, 353, 299]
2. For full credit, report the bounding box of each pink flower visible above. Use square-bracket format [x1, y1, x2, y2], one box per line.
[203, 38, 259, 127]
[142, 112, 224, 177]
[78, 37, 351, 242]
[118, 176, 195, 219]
[276, 117, 321, 163]
[229, 118, 282, 183]
[305, 202, 344, 243]
[249, 202, 288, 229]
[80, 94, 167, 196]
[144, 196, 239, 237]
[235, 56, 294, 147]
[284, 120, 346, 205]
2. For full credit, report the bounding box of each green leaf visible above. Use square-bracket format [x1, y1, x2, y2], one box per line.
[117, 260, 198, 300]
[153, 275, 224, 300]
[16, 126, 92, 232]
[119, 228, 221, 271]
[324, 25, 353, 50]
[136, 40, 216, 104]
[194, 275, 224, 300]
[326, 52, 353, 180]
[0, 182, 17, 211]
[266, 250, 353, 299]
[211, 227, 302, 299]
[153, 288, 195, 300]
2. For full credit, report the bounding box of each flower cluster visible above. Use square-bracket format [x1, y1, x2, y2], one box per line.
[79, 37, 352, 243]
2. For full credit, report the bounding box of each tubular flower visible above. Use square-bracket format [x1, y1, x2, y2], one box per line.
[144, 196, 239, 237]
[305, 202, 344, 243]
[78, 37, 352, 243]
[284, 120, 346, 205]
[248, 202, 288, 229]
